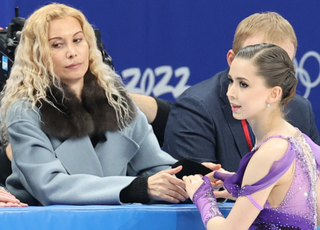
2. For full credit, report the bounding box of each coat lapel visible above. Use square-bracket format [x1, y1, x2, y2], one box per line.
[53, 136, 104, 176]
[95, 131, 139, 176]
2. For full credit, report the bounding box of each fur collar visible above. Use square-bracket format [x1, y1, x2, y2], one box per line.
[38, 72, 136, 140]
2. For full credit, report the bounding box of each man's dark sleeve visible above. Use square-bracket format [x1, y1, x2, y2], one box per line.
[163, 95, 218, 163]
[305, 99, 320, 144]
[151, 98, 173, 147]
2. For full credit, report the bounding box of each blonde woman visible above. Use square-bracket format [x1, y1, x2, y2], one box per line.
[1, 3, 193, 206]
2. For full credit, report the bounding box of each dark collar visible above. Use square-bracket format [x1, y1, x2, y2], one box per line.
[38, 71, 136, 140]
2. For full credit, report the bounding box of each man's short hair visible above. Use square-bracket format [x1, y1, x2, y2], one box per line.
[232, 12, 297, 56]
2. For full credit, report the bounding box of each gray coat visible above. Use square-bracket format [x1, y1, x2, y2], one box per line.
[6, 75, 177, 206]
[6, 101, 176, 206]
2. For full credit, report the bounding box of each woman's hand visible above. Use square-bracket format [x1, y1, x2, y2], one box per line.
[182, 174, 205, 201]
[201, 162, 225, 188]
[147, 166, 189, 203]
[214, 189, 236, 201]
[206, 167, 235, 188]
[0, 188, 28, 207]
[206, 170, 236, 201]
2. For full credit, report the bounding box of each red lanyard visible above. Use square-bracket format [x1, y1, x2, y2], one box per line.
[241, 119, 253, 150]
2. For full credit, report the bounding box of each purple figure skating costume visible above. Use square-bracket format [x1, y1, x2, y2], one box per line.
[194, 130, 320, 229]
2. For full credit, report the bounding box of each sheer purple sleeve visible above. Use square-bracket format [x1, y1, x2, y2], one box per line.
[193, 176, 223, 227]
[223, 142, 295, 197]
[214, 171, 234, 181]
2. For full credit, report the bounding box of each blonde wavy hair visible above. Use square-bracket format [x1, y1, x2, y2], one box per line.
[1, 3, 133, 137]
[232, 12, 297, 56]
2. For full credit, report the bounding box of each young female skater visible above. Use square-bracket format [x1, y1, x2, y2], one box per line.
[183, 43, 320, 229]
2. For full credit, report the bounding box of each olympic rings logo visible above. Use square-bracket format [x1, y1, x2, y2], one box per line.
[294, 51, 320, 98]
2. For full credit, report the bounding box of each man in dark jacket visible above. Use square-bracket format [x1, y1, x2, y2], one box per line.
[163, 12, 319, 172]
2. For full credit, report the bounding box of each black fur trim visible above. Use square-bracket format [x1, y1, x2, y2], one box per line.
[38, 71, 136, 140]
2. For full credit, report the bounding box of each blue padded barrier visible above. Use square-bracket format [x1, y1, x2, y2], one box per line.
[1, 203, 318, 230]
[0, 203, 233, 230]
